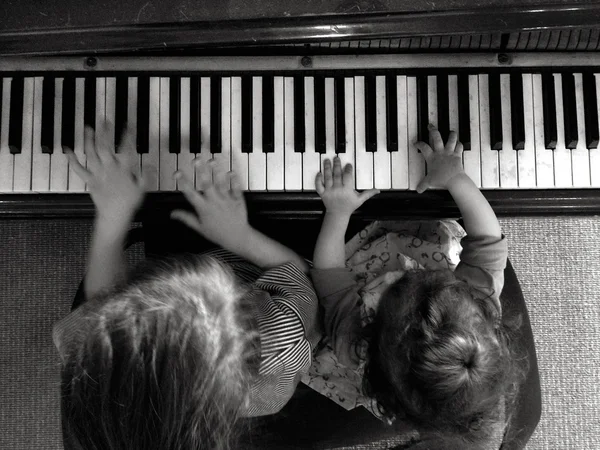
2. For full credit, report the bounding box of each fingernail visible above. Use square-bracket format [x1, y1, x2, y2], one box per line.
[428, 123, 435, 130]
[174, 171, 181, 179]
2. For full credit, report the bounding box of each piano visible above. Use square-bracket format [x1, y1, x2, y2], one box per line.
[2, 0, 600, 219]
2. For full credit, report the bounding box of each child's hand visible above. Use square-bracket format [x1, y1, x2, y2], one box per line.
[414, 124, 465, 194]
[171, 159, 250, 249]
[65, 122, 145, 225]
[315, 156, 380, 217]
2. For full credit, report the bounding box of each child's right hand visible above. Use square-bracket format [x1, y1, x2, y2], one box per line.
[315, 156, 380, 217]
[414, 124, 466, 194]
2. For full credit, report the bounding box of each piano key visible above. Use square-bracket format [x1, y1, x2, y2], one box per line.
[13, 77, 34, 191]
[114, 77, 128, 145]
[293, 75, 305, 153]
[572, 73, 591, 186]
[262, 75, 275, 154]
[50, 78, 68, 192]
[416, 75, 428, 143]
[499, 74, 518, 188]
[592, 74, 600, 186]
[457, 74, 471, 150]
[177, 77, 195, 189]
[40, 77, 55, 153]
[169, 76, 181, 154]
[189, 75, 201, 153]
[488, 73, 503, 150]
[427, 76, 438, 140]
[136, 76, 150, 154]
[365, 74, 377, 152]
[126, 77, 139, 173]
[436, 75, 450, 140]
[104, 77, 116, 149]
[302, 76, 320, 190]
[284, 76, 302, 190]
[340, 76, 356, 176]
[532, 73, 555, 187]
[241, 75, 252, 153]
[354, 76, 373, 189]
[0, 78, 12, 191]
[249, 76, 266, 190]
[83, 77, 96, 129]
[231, 76, 249, 190]
[407, 76, 425, 190]
[313, 75, 326, 154]
[510, 73, 526, 150]
[323, 77, 336, 163]
[518, 74, 537, 187]
[210, 76, 222, 154]
[391, 75, 409, 189]
[267, 76, 284, 190]
[142, 77, 160, 190]
[582, 72, 599, 149]
[61, 76, 77, 153]
[374, 75, 391, 189]
[159, 77, 177, 191]
[463, 75, 481, 187]
[561, 73, 578, 149]
[8, 76, 24, 154]
[215, 77, 231, 173]
[194, 77, 213, 190]
[68, 78, 86, 192]
[334, 76, 346, 153]
[448, 74, 459, 140]
[385, 74, 398, 153]
[479, 74, 500, 188]
[552, 73, 573, 187]
[541, 73, 558, 149]
[31, 77, 49, 192]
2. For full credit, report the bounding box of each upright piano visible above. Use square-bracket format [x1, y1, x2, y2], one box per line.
[1, 0, 600, 219]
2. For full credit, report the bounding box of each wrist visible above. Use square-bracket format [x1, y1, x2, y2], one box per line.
[446, 171, 471, 191]
[94, 215, 131, 239]
[324, 210, 352, 224]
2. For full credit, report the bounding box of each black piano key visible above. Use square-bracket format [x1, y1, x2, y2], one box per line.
[61, 77, 76, 151]
[169, 77, 181, 153]
[488, 73, 503, 150]
[365, 75, 377, 152]
[457, 75, 471, 150]
[189, 76, 201, 153]
[582, 72, 599, 149]
[416, 75, 429, 143]
[262, 75, 275, 153]
[385, 74, 398, 152]
[210, 76, 222, 153]
[84, 77, 96, 128]
[40, 77, 55, 153]
[561, 73, 578, 149]
[114, 77, 128, 146]
[436, 75, 450, 140]
[293, 75, 305, 153]
[334, 77, 346, 153]
[241, 75, 252, 153]
[541, 73, 557, 149]
[8, 77, 24, 153]
[510, 73, 526, 150]
[136, 76, 150, 153]
[314, 75, 326, 153]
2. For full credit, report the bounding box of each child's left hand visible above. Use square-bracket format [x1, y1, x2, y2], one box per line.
[315, 157, 380, 217]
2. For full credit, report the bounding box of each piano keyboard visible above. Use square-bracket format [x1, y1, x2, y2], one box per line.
[2, 54, 600, 193]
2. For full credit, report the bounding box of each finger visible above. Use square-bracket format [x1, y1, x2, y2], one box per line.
[342, 162, 354, 187]
[115, 125, 139, 173]
[323, 159, 333, 188]
[64, 148, 92, 183]
[315, 172, 325, 196]
[229, 172, 244, 200]
[454, 141, 464, 156]
[194, 158, 213, 190]
[214, 170, 230, 198]
[95, 121, 116, 165]
[428, 123, 444, 152]
[445, 130, 458, 153]
[332, 156, 343, 187]
[414, 141, 433, 160]
[416, 176, 430, 194]
[175, 170, 204, 206]
[84, 126, 100, 169]
[170, 210, 204, 234]
[358, 188, 380, 204]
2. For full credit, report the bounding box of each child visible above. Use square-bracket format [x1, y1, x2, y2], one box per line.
[54, 122, 321, 450]
[308, 125, 524, 448]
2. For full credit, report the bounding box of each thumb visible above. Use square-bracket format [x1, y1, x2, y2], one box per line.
[416, 177, 430, 194]
[170, 209, 203, 234]
[358, 188, 380, 204]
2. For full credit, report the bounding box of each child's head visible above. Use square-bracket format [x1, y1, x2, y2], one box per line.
[363, 269, 524, 443]
[61, 254, 255, 450]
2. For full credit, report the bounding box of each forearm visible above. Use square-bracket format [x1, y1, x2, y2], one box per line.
[84, 216, 131, 299]
[313, 212, 350, 269]
[447, 173, 501, 238]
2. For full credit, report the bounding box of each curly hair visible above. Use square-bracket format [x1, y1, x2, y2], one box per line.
[362, 269, 528, 446]
[60, 254, 257, 450]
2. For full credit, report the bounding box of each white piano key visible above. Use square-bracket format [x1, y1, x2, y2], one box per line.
[94, 77, 106, 143]
[123, 77, 140, 175]
[463, 75, 482, 187]
[249, 76, 267, 190]
[31, 76, 49, 192]
[354, 76, 374, 189]
[498, 74, 518, 188]
[267, 76, 285, 190]
[231, 76, 249, 190]
[532, 74, 555, 187]
[518, 74, 537, 188]
[284, 76, 302, 190]
[105, 77, 116, 149]
[159, 77, 176, 190]
[448, 75, 459, 133]
[340, 77, 356, 183]
[321, 77, 337, 171]
[142, 77, 160, 191]
[177, 77, 195, 189]
[427, 75, 438, 129]
[50, 77, 68, 192]
[0, 78, 13, 191]
[13, 77, 35, 192]
[572, 73, 591, 186]
[68, 78, 86, 192]
[479, 74, 500, 188]
[552, 74, 573, 187]
[302, 76, 320, 190]
[592, 74, 600, 186]
[391, 75, 409, 189]
[214, 77, 232, 177]
[374, 75, 391, 189]
[407, 76, 425, 190]
[194, 77, 213, 189]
